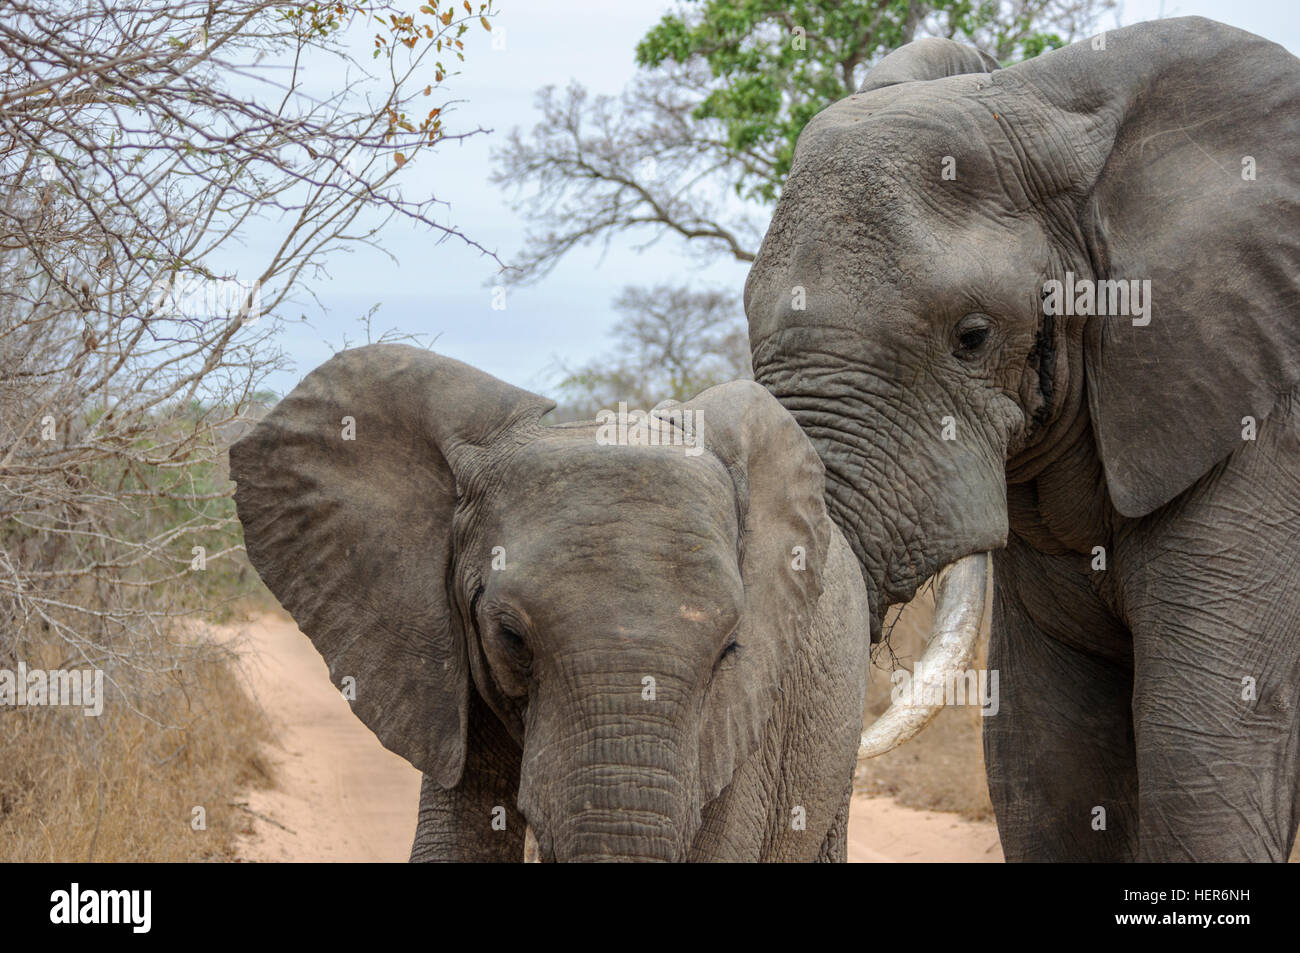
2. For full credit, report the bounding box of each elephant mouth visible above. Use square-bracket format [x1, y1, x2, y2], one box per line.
[518, 801, 693, 863]
[858, 552, 990, 758]
[519, 820, 687, 863]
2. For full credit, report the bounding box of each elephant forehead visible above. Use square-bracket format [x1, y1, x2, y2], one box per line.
[749, 85, 1059, 346]
[488, 435, 738, 535]
[477, 439, 745, 633]
[784, 76, 1063, 228]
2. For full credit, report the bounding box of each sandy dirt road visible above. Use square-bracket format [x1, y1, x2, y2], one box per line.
[223, 612, 421, 861]
[227, 611, 1002, 863]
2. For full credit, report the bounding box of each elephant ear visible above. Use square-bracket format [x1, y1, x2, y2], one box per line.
[669, 381, 832, 800]
[1019, 19, 1300, 517]
[858, 36, 998, 93]
[229, 344, 552, 786]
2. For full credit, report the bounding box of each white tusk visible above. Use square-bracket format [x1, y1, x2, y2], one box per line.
[859, 552, 990, 759]
[523, 825, 541, 863]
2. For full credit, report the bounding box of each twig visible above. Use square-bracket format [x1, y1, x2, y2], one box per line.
[228, 800, 295, 835]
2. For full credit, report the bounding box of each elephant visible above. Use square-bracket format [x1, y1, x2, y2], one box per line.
[745, 16, 1300, 861]
[229, 343, 958, 861]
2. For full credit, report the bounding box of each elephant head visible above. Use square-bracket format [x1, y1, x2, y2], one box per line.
[229, 344, 844, 861]
[746, 17, 1300, 744]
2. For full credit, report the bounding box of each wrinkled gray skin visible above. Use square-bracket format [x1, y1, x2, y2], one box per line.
[748, 17, 1300, 861]
[230, 344, 869, 862]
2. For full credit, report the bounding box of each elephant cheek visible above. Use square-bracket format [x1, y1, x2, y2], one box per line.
[770, 389, 1009, 608]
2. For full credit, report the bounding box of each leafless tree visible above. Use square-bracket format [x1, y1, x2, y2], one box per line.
[0, 0, 496, 713]
[491, 71, 764, 287]
[550, 285, 751, 421]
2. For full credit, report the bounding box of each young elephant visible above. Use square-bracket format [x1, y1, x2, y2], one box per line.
[230, 344, 872, 862]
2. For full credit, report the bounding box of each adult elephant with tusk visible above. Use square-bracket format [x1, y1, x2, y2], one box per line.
[748, 17, 1300, 861]
[231, 344, 884, 862]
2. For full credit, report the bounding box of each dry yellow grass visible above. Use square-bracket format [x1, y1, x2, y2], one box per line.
[0, 628, 274, 862]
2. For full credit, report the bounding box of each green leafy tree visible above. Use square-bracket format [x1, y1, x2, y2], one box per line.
[636, 0, 1094, 204]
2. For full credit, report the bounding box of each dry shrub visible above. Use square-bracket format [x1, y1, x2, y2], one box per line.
[0, 625, 273, 862]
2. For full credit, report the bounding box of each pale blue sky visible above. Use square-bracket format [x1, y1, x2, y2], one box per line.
[256, 0, 1300, 397]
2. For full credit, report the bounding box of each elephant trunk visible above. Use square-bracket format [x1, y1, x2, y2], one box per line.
[517, 657, 700, 863]
[858, 552, 989, 757]
[521, 754, 695, 863]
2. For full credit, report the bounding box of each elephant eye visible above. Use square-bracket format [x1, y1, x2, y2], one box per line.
[953, 314, 993, 358]
[481, 612, 532, 700]
[714, 629, 741, 672]
[499, 624, 528, 658]
[477, 599, 533, 687]
[486, 610, 530, 659]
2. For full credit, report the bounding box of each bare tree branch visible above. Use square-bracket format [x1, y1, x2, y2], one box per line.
[0, 0, 497, 718]
[492, 74, 763, 286]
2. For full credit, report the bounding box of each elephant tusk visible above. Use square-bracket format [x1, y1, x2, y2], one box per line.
[858, 552, 990, 759]
[523, 825, 541, 863]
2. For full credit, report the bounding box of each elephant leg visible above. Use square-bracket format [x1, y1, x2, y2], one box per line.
[1119, 408, 1300, 861]
[409, 693, 524, 862]
[815, 789, 852, 862]
[1128, 622, 1300, 862]
[985, 537, 1138, 861]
